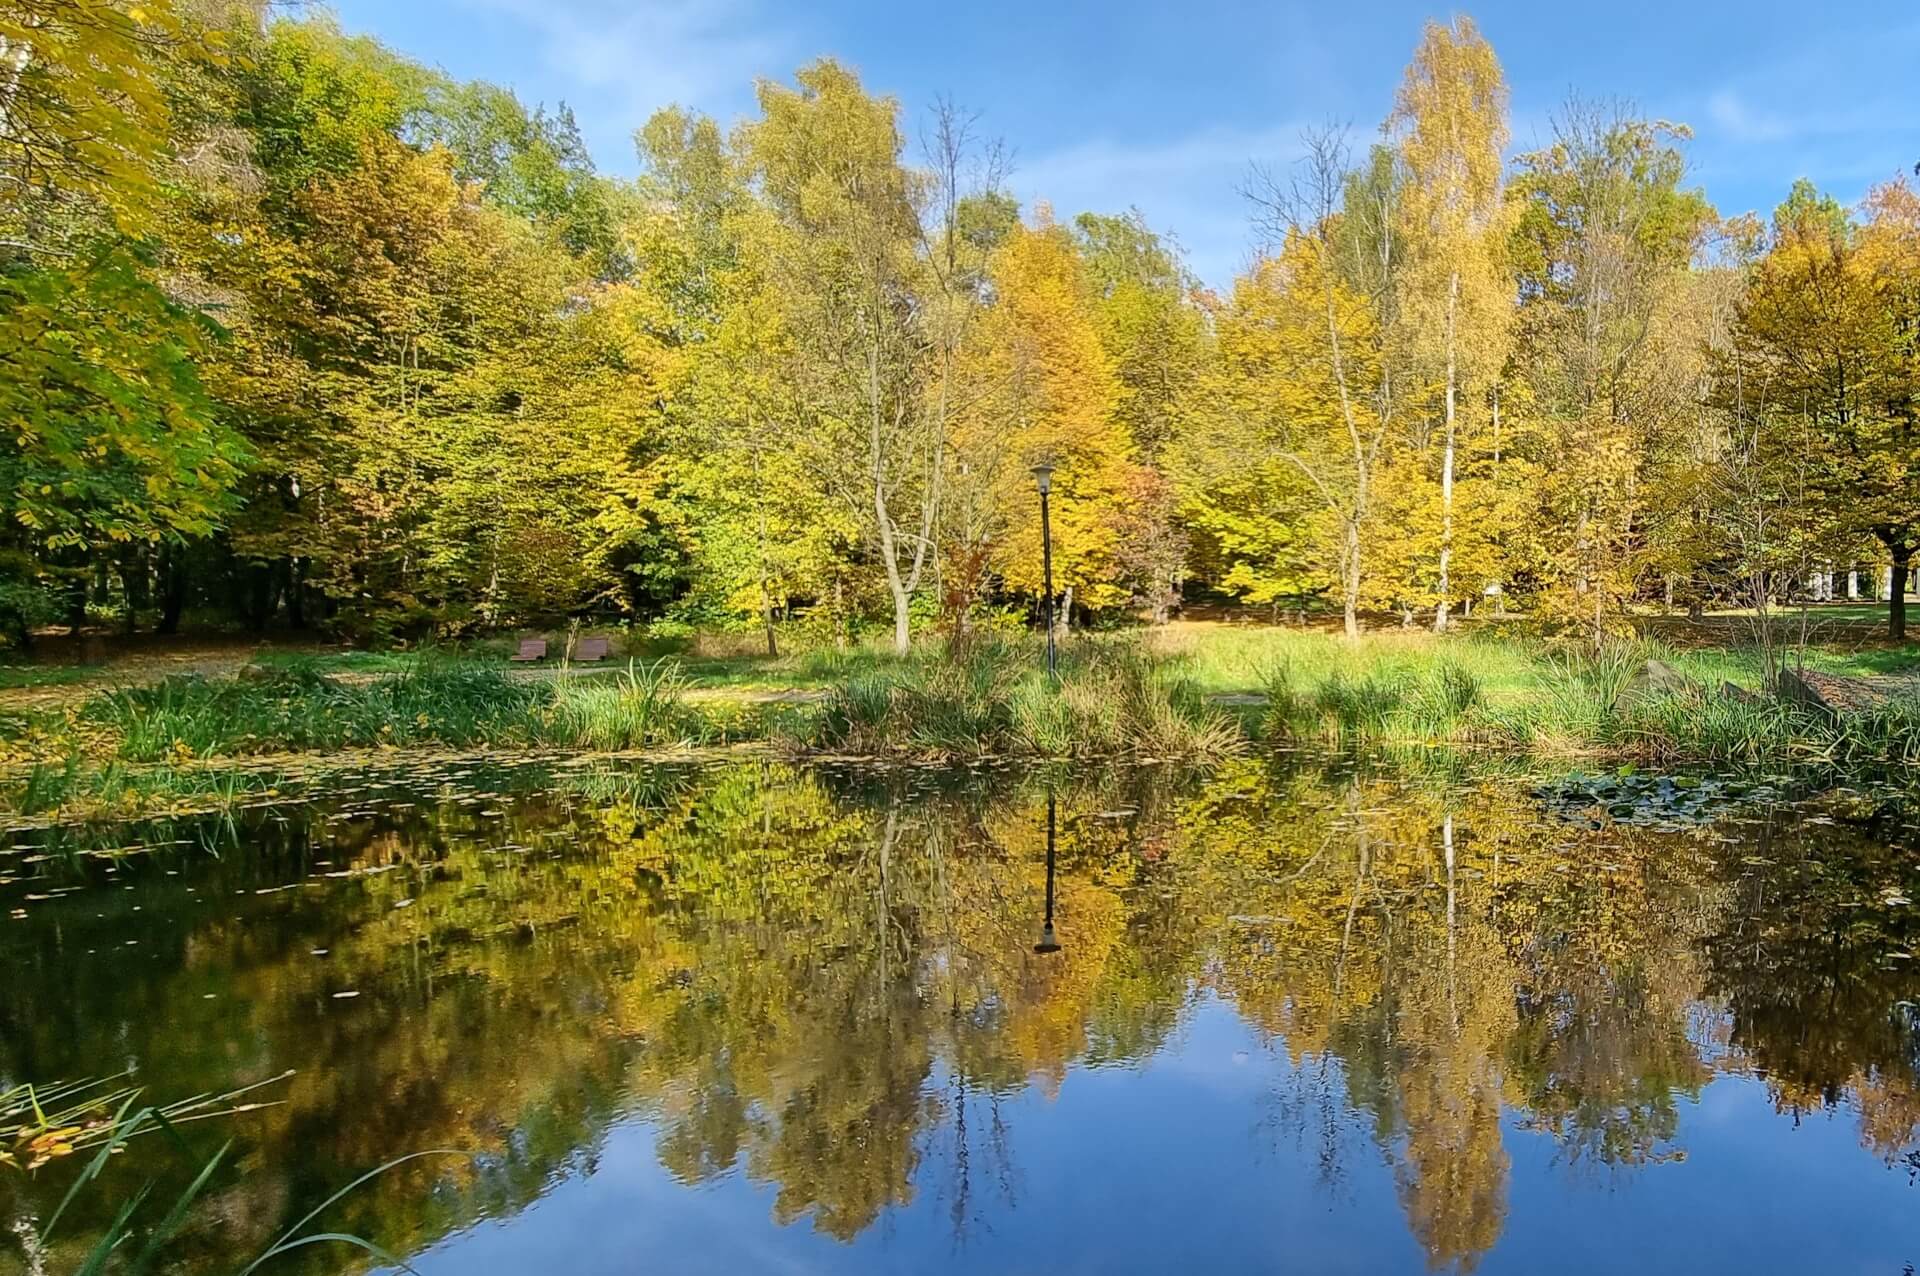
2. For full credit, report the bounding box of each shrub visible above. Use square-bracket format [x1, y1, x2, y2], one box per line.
[538, 660, 695, 751]
[808, 636, 1239, 759]
[81, 659, 543, 758]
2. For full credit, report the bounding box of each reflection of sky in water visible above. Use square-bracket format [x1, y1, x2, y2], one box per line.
[1, 755, 1915, 1275]
[404, 999, 1915, 1275]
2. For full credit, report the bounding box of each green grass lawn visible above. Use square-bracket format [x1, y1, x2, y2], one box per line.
[240, 601, 1920, 704]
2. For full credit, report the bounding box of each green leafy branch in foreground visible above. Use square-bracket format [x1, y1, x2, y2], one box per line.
[6, 1073, 464, 1275]
[2, 1073, 289, 1174]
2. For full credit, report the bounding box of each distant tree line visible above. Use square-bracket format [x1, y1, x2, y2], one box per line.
[5, 3, 1918, 647]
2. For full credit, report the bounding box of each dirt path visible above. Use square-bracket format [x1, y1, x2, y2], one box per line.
[0, 641, 269, 714]
[0, 640, 838, 717]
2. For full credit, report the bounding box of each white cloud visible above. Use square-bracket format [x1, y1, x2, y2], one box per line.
[1688, 71, 1915, 215]
[1013, 123, 1314, 290]
[456, 0, 792, 168]
[1705, 89, 1794, 145]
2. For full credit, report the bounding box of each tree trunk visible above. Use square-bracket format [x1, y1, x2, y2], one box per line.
[891, 585, 911, 656]
[753, 443, 777, 658]
[64, 556, 87, 636]
[158, 543, 185, 635]
[1433, 269, 1459, 634]
[759, 529, 778, 659]
[1343, 518, 1361, 641]
[1892, 545, 1911, 641]
[289, 557, 310, 629]
[121, 545, 149, 636]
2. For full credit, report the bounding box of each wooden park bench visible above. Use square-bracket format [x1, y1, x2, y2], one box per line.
[572, 636, 612, 663]
[508, 637, 547, 663]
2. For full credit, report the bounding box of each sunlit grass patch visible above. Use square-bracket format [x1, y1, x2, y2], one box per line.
[809, 636, 1240, 760]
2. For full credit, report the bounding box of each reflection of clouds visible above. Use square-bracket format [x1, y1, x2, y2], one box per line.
[409, 1118, 839, 1274]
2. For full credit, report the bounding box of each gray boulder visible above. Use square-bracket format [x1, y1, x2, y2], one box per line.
[1613, 659, 1694, 711]
[1776, 668, 1895, 720]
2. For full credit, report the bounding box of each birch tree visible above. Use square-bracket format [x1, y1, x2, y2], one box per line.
[743, 60, 939, 655]
[1388, 17, 1511, 632]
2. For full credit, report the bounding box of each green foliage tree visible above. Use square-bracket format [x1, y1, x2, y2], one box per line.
[1509, 101, 1717, 637]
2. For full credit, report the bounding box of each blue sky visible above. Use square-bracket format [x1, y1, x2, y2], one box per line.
[325, 0, 1920, 288]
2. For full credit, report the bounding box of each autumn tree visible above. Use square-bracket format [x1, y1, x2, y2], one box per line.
[1509, 101, 1717, 638]
[1854, 179, 1920, 637]
[156, 12, 644, 636]
[1176, 128, 1409, 635]
[1389, 17, 1512, 631]
[1714, 179, 1920, 640]
[0, 0, 246, 636]
[741, 60, 942, 655]
[918, 98, 1005, 639]
[1074, 209, 1207, 621]
[956, 212, 1131, 617]
[623, 107, 843, 652]
[1072, 209, 1207, 460]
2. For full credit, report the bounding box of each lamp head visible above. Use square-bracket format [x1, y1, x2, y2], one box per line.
[1029, 462, 1054, 496]
[1033, 921, 1061, 954]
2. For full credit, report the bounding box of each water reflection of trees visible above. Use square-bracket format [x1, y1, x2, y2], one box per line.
[2, 755, 1916, 1272]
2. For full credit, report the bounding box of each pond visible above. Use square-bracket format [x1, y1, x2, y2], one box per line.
[2, 753, 1917, 1274]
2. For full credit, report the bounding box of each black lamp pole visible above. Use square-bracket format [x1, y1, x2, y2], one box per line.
[1034, 788, 1060, 954]
[1032, 464, 1057, 679]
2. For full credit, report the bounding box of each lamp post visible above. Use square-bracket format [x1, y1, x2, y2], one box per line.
[1034, 789, 1061, 954]
[1031, 463, 1057, 679]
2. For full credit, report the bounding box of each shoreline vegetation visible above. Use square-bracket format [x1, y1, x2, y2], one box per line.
[9, 622, 1920, 825]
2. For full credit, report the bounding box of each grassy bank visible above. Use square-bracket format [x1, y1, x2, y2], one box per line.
[0, 640, 1242, 819]
[76, 657, 737, 759]
[6, 625, 1920, 821]
[1244, 632, 1920, 766]
[810, 639, 1240, 759]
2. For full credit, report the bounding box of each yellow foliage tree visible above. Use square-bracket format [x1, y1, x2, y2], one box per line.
[1172, 229, 1386, 624]
[957, 213, 1132, 613]
[1390, 16, 1514, 631]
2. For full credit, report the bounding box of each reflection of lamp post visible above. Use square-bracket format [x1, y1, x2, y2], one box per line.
[1034, 789, 1061, 954]
[1031, 463, 1057, 679]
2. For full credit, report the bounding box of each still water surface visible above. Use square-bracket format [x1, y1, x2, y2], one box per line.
[2, 754, 1917, 1273]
